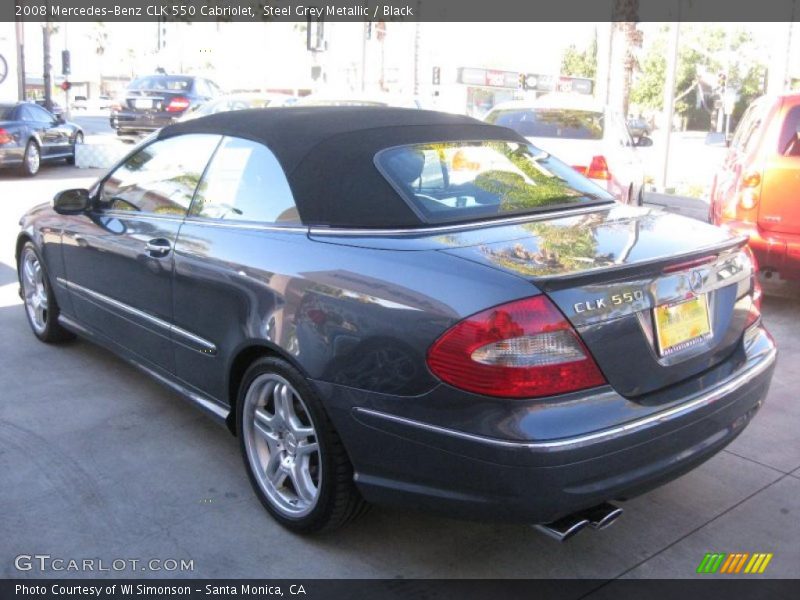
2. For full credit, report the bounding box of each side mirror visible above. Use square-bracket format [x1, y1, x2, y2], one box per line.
[635, 136, 653, 147]
[53, 189, 91, 215]
[54, 114, 66, 124]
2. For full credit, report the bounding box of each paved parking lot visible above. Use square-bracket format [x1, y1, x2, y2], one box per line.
[1, 165, 798, 580]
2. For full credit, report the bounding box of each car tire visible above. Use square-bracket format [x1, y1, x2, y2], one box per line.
[66, 132, 83, 165]
[237, 356, 368, 533]
[19, 140, 40, 177]
[18, 242, 74, 343]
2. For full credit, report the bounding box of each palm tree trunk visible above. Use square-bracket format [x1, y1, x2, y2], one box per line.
[609, 0, 640, 116]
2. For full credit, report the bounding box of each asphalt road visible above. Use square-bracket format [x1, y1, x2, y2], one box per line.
[1, 166, 798, 581]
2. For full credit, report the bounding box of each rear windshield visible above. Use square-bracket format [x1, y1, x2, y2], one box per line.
[486, 109, 604, 140]
[376, 140, 614, 225]
[0, 106, 15, 120]
[128, 76, 192, 92]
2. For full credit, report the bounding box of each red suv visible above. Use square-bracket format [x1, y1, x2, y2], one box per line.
[710, 93, 800, 281]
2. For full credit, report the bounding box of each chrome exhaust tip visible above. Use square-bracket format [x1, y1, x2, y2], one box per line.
[532, 516, 591, 542]
[583, 502, 624, 530]
[532, 503, 623, 541]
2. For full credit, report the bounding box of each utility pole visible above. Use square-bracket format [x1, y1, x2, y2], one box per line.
[42, 20, 52, 111]
[412, 6, 421, 96]
[658, 21, 680, 192]
[15, 19, 25, 101]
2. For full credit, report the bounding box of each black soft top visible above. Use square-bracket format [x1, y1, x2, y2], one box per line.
[159, 106, 526, 228]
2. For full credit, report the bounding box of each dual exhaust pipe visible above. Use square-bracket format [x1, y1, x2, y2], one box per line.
[532, 502, 623, 542]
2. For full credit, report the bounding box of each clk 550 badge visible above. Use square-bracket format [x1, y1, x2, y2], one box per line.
[574, 290, 645, 313]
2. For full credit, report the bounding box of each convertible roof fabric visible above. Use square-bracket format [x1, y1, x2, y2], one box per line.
[160, 106, 526, 228]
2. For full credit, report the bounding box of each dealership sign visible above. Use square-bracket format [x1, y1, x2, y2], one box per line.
[458, 68, 519, 89]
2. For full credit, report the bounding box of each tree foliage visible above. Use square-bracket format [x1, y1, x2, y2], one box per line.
[630, 25, 765, 126]
[561, 34, 597, 79]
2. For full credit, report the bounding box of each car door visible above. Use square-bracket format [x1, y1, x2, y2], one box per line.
[759, 102, 800, 236]
[60, 133, 222, 373]
[172, 136, 303, 402]
[19, 105, 50, 154]
[26, 104, 68, 155]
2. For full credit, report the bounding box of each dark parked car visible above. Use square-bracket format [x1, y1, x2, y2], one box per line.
[110, 74, 221, 135]
[35, 99, 65, 119]
[627, 117, 652, 140]
[17, 108, 775, 538]
[0, 102, 84, 176]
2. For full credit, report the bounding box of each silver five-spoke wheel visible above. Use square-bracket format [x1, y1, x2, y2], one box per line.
[21, 248, 48, 335]
[242, 373, 321, 518]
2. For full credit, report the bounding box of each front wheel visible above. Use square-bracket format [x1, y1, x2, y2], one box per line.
[18, 243, 74, 343]
[237, 357, 367, 533]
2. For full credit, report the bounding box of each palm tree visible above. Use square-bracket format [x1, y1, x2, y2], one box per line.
[609, 0, 642, 116]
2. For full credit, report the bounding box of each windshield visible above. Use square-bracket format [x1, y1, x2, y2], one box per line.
[128, 76, 192, 92]
[486, 109, 604, 140]
[376, 140, 614, 225]
[0, 106, 16, 120]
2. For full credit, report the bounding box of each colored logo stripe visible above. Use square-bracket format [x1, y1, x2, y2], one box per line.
[697, 552, 773, 574]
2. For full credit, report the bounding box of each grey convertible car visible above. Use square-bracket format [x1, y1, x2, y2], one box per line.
[16, 108, 776, 539]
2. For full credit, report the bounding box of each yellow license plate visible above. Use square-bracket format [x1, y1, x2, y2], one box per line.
[654, 295, 711, 356]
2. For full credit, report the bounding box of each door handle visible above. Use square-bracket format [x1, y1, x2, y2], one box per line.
[145, 238, 172, 257]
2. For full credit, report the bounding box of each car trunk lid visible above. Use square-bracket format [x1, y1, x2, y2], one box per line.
[124, 90, 186, 114]
[438, 207, 755, 398]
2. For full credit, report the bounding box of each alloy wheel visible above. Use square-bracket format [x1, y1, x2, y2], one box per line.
[242, 373, 321, 518]
[21, 248, 48, 334]
[25, 143, 40, 174]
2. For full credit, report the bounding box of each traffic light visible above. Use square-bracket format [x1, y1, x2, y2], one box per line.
[717, 72, 727, 90]
[61, 50, 71, 76]
[60, 80, 72, 92]
[432, 66, 441, 86]
[519, 73, 527, 89]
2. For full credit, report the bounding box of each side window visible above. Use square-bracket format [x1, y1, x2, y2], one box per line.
[20, 105, 40, 122]
[190, 137, 300, 224]
[193, 79, 210, 97]
[779, 106, 800, 157]
[31, 105, 54, 122]
[98, 134, 221, 216]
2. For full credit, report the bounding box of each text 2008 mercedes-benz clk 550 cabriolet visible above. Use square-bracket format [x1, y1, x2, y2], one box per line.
[17, 108, 776, 539]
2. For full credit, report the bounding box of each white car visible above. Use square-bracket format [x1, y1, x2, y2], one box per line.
[484, 95, 648, 204]
[179, 93, 297, 122]
[294, 92, 423, 109]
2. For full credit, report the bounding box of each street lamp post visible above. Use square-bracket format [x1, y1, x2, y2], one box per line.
[658, 21, 680, 192]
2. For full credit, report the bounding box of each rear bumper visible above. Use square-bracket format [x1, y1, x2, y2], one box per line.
[321, 326, 776, 523]
[0, 145, 24, 167]
[110, 111, 180, 132]
[723, 220, 800, 281]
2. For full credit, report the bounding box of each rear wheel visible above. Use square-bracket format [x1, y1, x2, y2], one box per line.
[19, 141, 40, 176]
[237, 357, 367, 533]
[18, 243, 74, 343]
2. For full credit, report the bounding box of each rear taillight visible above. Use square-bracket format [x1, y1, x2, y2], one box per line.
[739, 170, 761, 209]
[0, 128, 12, 145]
[165, 97, 191, 113]
[426, 295, 606, 398]
[584, 155, 611, 180]
[743, 245, 762, 327]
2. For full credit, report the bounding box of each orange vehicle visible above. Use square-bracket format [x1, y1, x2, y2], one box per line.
[710, 93, 800, 282]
